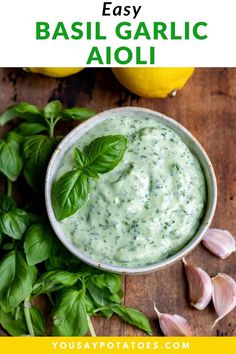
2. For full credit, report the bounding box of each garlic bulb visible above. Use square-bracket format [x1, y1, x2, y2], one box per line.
[212, 273, 236, 328]
[154, 304, 194, 336]
[183, 258, 213, 310]
[202, 229, 236, 259]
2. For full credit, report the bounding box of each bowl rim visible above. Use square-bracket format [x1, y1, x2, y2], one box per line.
[45, 107, 217, 275]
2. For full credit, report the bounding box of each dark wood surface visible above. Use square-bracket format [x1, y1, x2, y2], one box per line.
[0, 68, 236, 336]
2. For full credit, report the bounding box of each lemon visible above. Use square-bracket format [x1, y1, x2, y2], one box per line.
[27, 67, 84, 78]
[112, 68, 194, 98]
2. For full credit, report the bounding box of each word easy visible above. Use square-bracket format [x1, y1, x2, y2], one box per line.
[102, 2, 142, 19]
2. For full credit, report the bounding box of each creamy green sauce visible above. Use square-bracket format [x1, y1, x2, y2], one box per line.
[56, 116, 206, 267]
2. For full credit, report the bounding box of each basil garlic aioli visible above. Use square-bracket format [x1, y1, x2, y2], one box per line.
[56, 116, 206, 267]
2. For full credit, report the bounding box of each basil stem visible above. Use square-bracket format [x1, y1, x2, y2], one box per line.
[7, 179, 12, 197]
[87, 314, 96, 337]
[24, 297, 35, 336]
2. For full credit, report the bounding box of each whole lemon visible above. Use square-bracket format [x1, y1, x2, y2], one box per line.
[112, 68, 194, 98]
[27, 67, 84, 78]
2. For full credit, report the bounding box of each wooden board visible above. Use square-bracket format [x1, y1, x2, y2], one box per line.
[0, 68, 236, 336]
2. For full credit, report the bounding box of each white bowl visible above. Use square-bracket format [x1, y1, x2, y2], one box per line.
[45, 107, 217, 274]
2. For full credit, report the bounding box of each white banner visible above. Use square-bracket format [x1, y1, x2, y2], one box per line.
[0, 0, 235, 67]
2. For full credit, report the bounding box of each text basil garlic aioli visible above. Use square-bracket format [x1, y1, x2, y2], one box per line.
[56, 116, 206, 267]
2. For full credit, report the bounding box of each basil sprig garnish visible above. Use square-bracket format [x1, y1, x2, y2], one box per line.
[52, 135, 128, 221]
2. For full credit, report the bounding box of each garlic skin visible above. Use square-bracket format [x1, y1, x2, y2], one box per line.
[202, 229, 236, 259]
[154, 304, 194, 336]
[183, 259, 213, 310]
[212, 273, 236, 328]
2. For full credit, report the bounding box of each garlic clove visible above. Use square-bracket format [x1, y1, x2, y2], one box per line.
[154, 304, 194, 336]
[212, 273, 236, 328]
[202, 228, 236, 259]
[183, 258, 213, 310]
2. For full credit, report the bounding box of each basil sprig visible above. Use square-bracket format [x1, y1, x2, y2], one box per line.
[0, 101, 95, 133]
[0, 101, 152, 337]
[52, 135, 127, 221]
[0, 101, 95, 191]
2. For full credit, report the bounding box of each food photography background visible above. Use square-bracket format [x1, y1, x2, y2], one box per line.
[0, 67, 235, 336]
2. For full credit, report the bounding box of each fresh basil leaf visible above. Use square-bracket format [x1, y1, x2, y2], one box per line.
[0, 109, 20, 127]
[28, 264, 38, 285]
[45, 241, 81, 272]
[112, 305, 152, 335]
[0, 195, 16, 213]
[52, 135, 127, 220]
[33, 270, 80, 296]
[74, 147, 87, 168]
[109, 291, 123, 304]
[0, 208, 29, 240]
[87, 282, 112, 307]
[91, 273, 122, 295]
[84, 295, 95, 315]
[62, 107, 95, 121]
[43, 100, 62, 121]
[0, 307, 27, 336]
[44, 252, 67, 271]
[0, 103, 42, 126]
[83, 166, 99, 179]
[30, 306, 45, 336]
[52, 170, 89, 221]
[84, 135, 128, 174]
[24, 223, 54, 265]
[53, 289, 88, 336]
[87, 276, 122, 317]
[0, 136, 22, 181]
[0, 250, 33, 312]
[89, 293, 113, 318]
[5, 131, 24, 146]
[102, 274, 122, 295]
[15, 122, 48, 136]
[74, 147, 100, 178]
[22, 135, 59, 189]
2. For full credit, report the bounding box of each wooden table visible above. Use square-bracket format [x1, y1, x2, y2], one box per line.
[0, 68, 236, 336]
